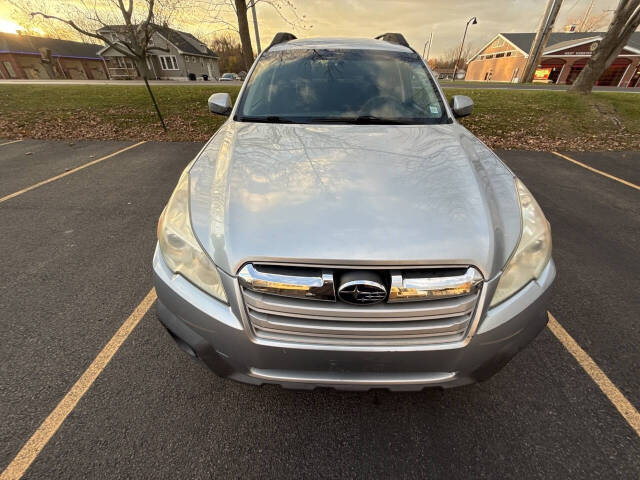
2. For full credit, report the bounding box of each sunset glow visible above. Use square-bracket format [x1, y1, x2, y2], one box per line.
[0, 0, 620, 58]
[0, 18, 23, 34]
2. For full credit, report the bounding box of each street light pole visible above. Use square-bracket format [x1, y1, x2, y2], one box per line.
[453, 17, 477, 81]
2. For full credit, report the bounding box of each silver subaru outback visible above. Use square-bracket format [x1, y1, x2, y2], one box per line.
[153, 33, 555, 391]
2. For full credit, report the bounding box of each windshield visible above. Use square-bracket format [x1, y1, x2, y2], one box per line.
[236, 48, 449, 124]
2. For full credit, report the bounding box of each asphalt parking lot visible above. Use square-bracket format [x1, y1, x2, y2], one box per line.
[0, 138, 638, 479]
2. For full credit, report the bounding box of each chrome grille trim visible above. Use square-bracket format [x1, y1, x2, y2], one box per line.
[242, 289, 477, 321]
[239, 271, 482, 347]
[388, 267, 483, 302]
[238, 264, 335, 301]
[239, 263, 484, 304]
[250, 327, 467, 346]
[249, 311, 470, 337]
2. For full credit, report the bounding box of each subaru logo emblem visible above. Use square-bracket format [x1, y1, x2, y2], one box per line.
[338, 279, 387, 305]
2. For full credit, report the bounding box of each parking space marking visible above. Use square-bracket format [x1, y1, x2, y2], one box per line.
[547, 312, 640, 437]
[0, 139, 23, 147]
[0, 288, 156, 480]
[552, 152, 640, 191]
[0, 141, 146, 205]
[3, 294, 638, 479]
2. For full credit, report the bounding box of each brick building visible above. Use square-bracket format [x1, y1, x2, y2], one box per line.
[0, 32, 108, 80]
[465, 31, 640, 87]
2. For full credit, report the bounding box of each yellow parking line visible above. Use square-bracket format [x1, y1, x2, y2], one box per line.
[552, 152, 640, 191]
[2, 298, 637, 479]
[0, 139, 23, 147]
[0, 141, 146, 205]
[0, 289, 157, 480]
[547, 312, 640, 437]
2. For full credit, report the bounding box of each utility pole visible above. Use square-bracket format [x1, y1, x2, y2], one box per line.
[520, 0, 563, 83]
[250, 1, 262, 54]
[578, 0, 595, 31]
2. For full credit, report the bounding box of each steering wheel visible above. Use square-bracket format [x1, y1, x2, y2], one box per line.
[359, 96, 405, 115]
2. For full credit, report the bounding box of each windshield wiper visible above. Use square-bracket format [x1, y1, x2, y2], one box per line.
[238, 115, 428, 125]
[313, 116, 413, 125]
[237, 115, 300, 124]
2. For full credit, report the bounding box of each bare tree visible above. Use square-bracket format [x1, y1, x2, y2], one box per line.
[432, 43, 474, 70]
[569, 0, 640, 94]
[567, 9, 612, 31]
[7, 5, 81, 40]
[9, 0, 187, 131]
[235, 0, 254, 70]
[205, 0, 308, 70]
[210, 33, 244, 72]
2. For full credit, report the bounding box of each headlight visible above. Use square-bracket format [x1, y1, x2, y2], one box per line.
[157, 172, 228, 303]
[490, 179, 551, 307]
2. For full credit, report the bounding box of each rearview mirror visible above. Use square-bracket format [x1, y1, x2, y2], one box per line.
[451, 95, 474, 118]
[208, 92, 232, 116]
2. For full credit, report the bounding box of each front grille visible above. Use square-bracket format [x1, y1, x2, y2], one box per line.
[238, 264, 483, 347]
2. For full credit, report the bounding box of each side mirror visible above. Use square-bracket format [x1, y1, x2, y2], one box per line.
[208, 92, 232, 116]
[451, 95, 474, 118]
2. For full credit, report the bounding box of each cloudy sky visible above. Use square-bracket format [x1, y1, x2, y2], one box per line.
[0, 0, 621, 58]
[258, 0, 620, 57]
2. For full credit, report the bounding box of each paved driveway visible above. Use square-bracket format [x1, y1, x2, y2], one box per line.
[0, 139, 638, 478]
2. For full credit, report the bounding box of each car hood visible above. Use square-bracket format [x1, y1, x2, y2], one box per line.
[189, 122, 521, 279]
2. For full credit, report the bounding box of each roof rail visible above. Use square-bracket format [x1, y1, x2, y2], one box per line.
[268, 32, 297, 48]
[375, 33, 410, 48]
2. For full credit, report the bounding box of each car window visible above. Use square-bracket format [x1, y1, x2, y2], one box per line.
[236, 49, 448, 124]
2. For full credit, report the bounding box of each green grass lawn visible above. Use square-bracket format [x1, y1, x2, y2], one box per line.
[448, 88, 640, 150]
[0, 84, 239, 142]
[1, 84, 638, 150]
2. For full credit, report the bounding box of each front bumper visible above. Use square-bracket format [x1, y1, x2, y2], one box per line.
[153, 246, 555, 391]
